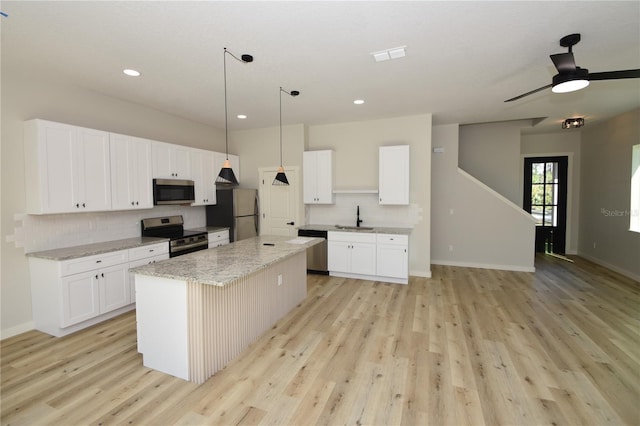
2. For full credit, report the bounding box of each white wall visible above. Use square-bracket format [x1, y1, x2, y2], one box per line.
[459, 120, 532, 205]
[307, 114, 432, 277]
[431, 124, 536, 272]
[521, 131, 581, 254]
[1, 66, 224, 338]
[578, 109, 640, 280]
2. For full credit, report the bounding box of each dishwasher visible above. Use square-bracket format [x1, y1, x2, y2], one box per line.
[297, 229, 328, 274]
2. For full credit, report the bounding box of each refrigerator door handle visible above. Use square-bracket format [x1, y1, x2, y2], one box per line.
[254, 194, 260, 235]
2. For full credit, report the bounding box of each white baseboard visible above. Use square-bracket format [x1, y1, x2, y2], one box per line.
[1, 321, 35, 340]
[577, 253, 640, 282]
[410, 269, 432, 278]
[431, 259, 535, 273]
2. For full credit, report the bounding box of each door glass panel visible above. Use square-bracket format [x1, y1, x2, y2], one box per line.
[531, 206, 544, 225]
[544, 206, 554, 226]
[544, 184, 556, 204]
[532, 163, 545, 183]
[532, 185, 544, 205]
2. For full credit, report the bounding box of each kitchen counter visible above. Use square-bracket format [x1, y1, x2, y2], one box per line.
[26, 236, 169, 261]
[133, 234, 323, 383]
[187, 226, 230, 233]
[298, 224, 412, 235]
[131, 235, 322, 286]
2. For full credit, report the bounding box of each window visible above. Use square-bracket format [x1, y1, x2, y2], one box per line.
[530, 161, 559, 226]
[631, 144, 640, 233]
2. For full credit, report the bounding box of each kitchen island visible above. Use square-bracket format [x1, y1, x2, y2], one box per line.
[131, 235, 322, 384]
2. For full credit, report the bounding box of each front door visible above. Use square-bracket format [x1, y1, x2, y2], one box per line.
[258, 166, 300, 237]
[523, 156, 568, 254]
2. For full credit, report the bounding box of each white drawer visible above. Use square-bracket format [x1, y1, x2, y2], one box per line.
[328, 231, 377, 243]
[60, 250, 129, 277]
[377, 234, 408, 245]
[208, 230, 229, 242]
[129, 242, 169, 262]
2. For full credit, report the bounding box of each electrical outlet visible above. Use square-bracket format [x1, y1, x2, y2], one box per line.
[277, 274, 283, 286]
[448, 245, 454, 252]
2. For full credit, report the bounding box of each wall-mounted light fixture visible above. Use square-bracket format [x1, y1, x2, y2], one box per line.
[216, 47, 253, 186]
[562, 117, 584, 129]
[273, 87, 300, 186]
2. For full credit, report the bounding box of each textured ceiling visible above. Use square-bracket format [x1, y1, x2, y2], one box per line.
[2, 1, 639, 134]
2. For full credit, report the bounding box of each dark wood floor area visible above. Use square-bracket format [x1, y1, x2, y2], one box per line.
[2, 254, 639, 425]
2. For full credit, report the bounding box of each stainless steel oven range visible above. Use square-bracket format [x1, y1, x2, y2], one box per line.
[141, 215, 208, 257]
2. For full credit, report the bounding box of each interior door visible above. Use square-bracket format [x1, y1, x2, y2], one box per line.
[259, 167, 300, 237]
[523, 156, 568, 254]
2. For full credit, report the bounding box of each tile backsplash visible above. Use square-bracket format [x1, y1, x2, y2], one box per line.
[10, 206, 206, 253]
[306, 193, 422, 229]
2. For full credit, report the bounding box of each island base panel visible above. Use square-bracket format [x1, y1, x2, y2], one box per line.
[187, 251, 307, 384]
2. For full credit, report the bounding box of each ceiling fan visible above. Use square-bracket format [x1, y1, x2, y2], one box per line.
[505, 33, 640, 102]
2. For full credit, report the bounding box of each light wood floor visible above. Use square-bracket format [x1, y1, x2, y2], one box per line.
[2, 254, 639, 425]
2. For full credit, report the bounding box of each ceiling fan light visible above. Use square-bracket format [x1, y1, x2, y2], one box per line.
[552, 79, 590, 93]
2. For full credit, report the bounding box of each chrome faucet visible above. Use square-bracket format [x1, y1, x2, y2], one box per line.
[356, 205, 363, 227]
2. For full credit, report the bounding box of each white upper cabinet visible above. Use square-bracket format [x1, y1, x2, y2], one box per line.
[303, 150, 334, 204]
[190, 148, 217, 205]
[379, 145, 410, 205]
[152, 141, 191, 179]
[24, 119, 112, 214]
[110, 133, 153, 210]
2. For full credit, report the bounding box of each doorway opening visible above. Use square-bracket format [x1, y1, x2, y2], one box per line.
[523, 156, 568, 255]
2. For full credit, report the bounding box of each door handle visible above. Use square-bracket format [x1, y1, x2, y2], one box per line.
[286, 221, 295, 225]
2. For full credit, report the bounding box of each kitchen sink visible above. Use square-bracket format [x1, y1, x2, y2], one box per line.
[334, 225, 374, 231]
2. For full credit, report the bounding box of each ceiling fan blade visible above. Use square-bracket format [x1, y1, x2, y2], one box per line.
[587, 69, 640, 81]
[550, 52, 577, 73]
[504, 84, 553, 102]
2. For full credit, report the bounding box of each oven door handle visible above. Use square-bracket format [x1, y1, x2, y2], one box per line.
[172, 241, 208, 252]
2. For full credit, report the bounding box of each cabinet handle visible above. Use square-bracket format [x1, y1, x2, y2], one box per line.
[131, 201, 135, 206]
[149, 249, 155, 253]
[95, 274, 99, 279]
[96, 260, 102, 263]
[82, 203, 86, 208]
[136, 201, 139, 205]
[286, 221, 295, 226]
[76, 203, 80, 208]
[101, 273, 104, 278]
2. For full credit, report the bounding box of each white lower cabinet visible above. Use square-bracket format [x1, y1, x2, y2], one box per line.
[29, 242, 169, 337]
[328, 232, 377, 276]
[208, 230, 230, 248]
[376, 234, 409, 283]
[328, 231, 409, 284]
[128, 242, 170, 302]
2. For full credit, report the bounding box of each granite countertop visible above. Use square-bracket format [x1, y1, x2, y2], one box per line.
[297, 224, 412, 235]
[26, 237, 169, 261]
[188, 226, 230, 233]
[131, 235, 323, 287]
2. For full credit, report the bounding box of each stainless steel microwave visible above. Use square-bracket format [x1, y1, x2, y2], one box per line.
[152, 178, 195, 205]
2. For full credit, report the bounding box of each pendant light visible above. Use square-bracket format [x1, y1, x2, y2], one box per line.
[273, 87, 300, 186]
[216, 47, 253, 186]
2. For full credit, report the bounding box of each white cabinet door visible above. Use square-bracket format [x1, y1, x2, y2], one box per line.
[61, 271, 100, 327]
[328, 241, 350, 273]
[377, 245, 408, 279]
[303, 150, 334, 204]
[24, 119, 111, 214]
[110, 134, 153, 210]
[379, 145, 410, 205]
[99, 263, 130, 313]
[152, 141, 192, 179]
[350, 243, 377, 275]
[79, 127, 112, 212]
[191, 149, 217, 205]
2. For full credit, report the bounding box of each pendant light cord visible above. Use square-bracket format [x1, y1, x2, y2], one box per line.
[279, 87, 283, 167]
[223, 48, 229, 161]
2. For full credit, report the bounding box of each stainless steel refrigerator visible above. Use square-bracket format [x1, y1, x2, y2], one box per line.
[206, 188, 259, 242]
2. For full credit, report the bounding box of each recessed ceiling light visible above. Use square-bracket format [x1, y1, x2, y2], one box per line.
[237, 114, 247, 119]
[354, 99, 365, 105]
[123, 69, 141, 77]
